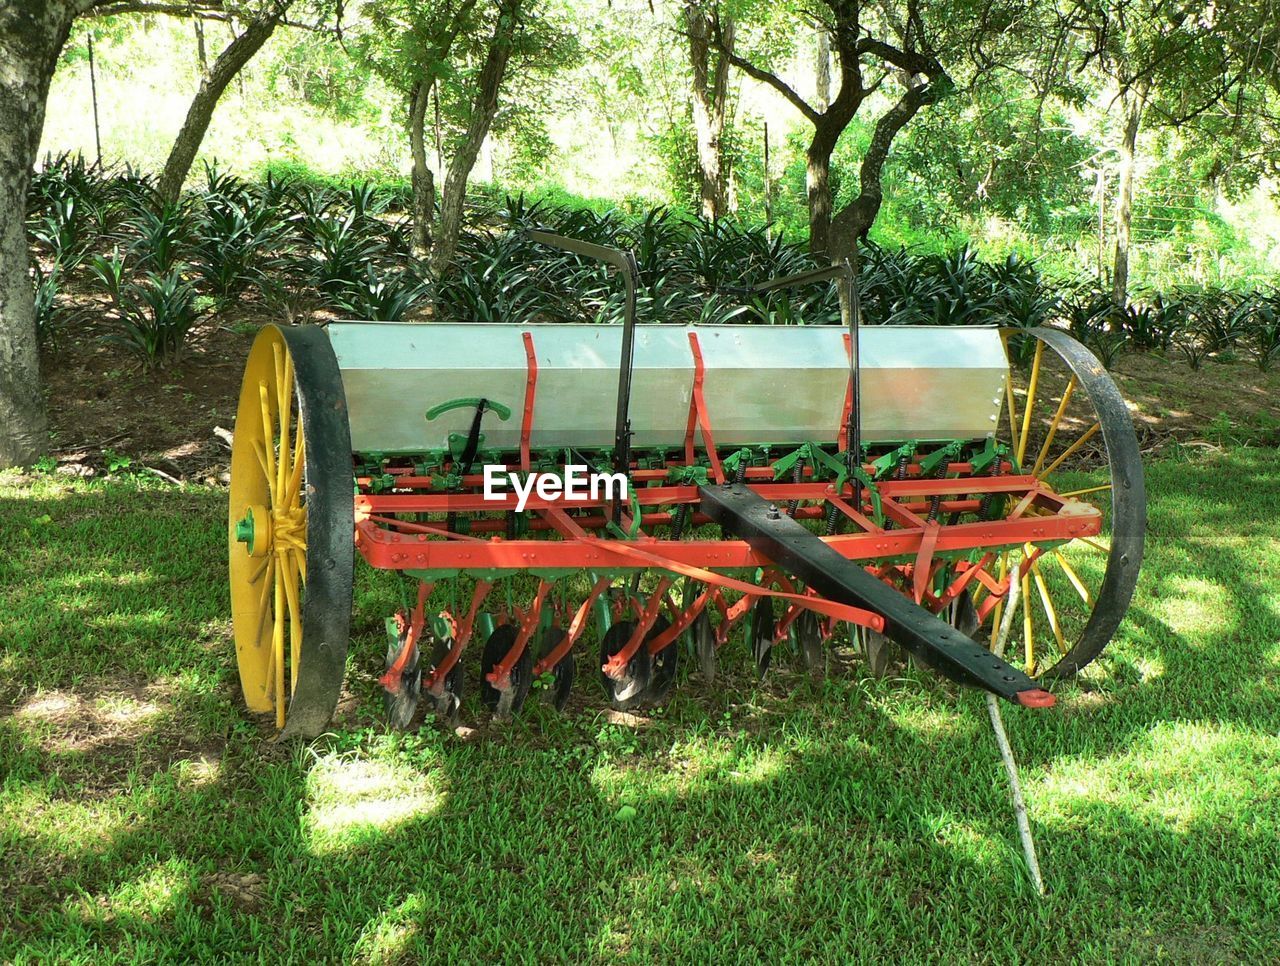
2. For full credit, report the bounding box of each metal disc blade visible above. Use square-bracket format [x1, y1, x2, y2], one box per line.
[428, 635, 465, 722]
[481, 624, 531, 715]
[794, 610, 824, 675]
[599, 621, 652, 711]
[382, 638, 420, 731]
[751, 600, 775, 678]
[644, 616, 677, 704]
[692, 612, 716, 683]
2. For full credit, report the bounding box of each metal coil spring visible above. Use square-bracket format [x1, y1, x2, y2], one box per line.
[979, 455, 1004, 518]
[927, 462, 949, 521]
[787, 460, 803, 516]
[895, 453, 910, 480]
[670, 503, 688, 541]
[824, 500, 842, 535]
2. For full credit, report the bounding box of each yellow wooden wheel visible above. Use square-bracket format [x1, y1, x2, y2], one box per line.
[228, 325, 353, 737]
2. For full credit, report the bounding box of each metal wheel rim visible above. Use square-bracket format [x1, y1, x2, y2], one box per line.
[1000, 327, 1146, 678]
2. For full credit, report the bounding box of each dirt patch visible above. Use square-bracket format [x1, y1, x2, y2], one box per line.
[40, 276, 279, 482]
[194, 871, 266, 914]
[1109, 351, 1280, 447]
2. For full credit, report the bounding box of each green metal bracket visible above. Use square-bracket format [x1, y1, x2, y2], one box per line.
[871, 440, 920, 480]
[970, 437, 1010, 474]
[722, 446, 756, 478]
[667, 465, 710, 487]
[771, 442, 882, 526]
[919, 439, 966, 477]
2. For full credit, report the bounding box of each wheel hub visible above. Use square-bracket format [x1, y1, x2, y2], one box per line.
[234, 504, 271, 557]
[234, 504, 306, 560]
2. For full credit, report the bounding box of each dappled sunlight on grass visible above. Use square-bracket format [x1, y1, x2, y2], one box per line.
[304, 754, 446, 855]
[352, 893, 426, 964]
[1157, 576, 1237, 641]
[10, 687, 167, 754]
[173, 752, 222, 788]
[591, 740, 792, 803]
[0, 783, 132, 870]
[1038, 721, 1280, 832]
[71, 858, 192, 928]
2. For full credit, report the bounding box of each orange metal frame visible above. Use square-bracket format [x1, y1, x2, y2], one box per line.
[354, 330, 1104, 664]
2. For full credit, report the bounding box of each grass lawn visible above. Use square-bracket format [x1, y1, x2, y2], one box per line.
[2, 448, 1279, 962]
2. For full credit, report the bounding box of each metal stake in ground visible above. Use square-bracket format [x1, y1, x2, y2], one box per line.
[986, 561, 1047, 897]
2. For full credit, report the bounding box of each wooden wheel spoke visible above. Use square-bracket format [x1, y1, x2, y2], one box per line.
[1020, 569, 1035, 672]
[1053, 550, 1094, 606]
[1030, 375, 1077, 477]
[248, 553, 270, 586]
[277, 412, 292, 506]
[990, 552, 1009, 639]
[252, 438, 272, 493]
[257, 381, 278, 504]
[1004, 370, 1020, 449]
[1031, 561, 1066, 657]
[275, 348, 293, 502]
[282, 553, 302, 696]
[273, 342, 293, 418]
[1040, 422, 1101, 479]
[1061, 482, 1112, 499]
[254, 558, 276, 637]
[286, 433, 306, 504]
[1016, 340, 1045, 467]
[272, 566, 287, 729]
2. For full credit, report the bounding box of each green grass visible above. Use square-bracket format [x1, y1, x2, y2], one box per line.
[2, 452, 1279, 962]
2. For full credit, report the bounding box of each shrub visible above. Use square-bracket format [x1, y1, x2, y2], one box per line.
[333, 265, 429, 322]
[124, 201, 193, 274]
[192, 201, 286, 297]
[106, 269, 201, 368]
[32, 263, 63, 347]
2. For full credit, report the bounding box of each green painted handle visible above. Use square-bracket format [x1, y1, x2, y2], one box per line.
[425, 397, 512, 421]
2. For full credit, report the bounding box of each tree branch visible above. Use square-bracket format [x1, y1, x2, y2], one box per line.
[724, 50, 819, 122]
[707, 20, 818, 123]
[88, 0, 325, 32]
[856, 36, 940, 78]
[90, 0, 229, 18]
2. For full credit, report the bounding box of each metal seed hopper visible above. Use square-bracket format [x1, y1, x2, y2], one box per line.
[228, 233, 1145, 737]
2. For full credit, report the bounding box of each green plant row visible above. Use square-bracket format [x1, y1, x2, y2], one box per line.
[26, 153, 1280, 372]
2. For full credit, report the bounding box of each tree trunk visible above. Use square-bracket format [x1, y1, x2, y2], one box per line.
[430, 0, 522, 279]
[0, 1, 81, 468]
[815, 25, 830, 112]
[157, 5, 287, 202]
[829, 71, 952, 258]
[684, 3, 733, 221]
[1111, 82, 1147, 305]
[409, 79, 434, 258]
[806, 122, 840, 256]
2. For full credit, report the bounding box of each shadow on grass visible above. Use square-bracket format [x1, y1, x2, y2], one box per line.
[1, 452, 1279, 958]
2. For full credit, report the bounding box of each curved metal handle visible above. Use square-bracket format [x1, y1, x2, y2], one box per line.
[426, 397, 512, 422]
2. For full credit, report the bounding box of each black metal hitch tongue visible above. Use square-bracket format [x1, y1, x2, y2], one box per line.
[700, 482, 1055, 707]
